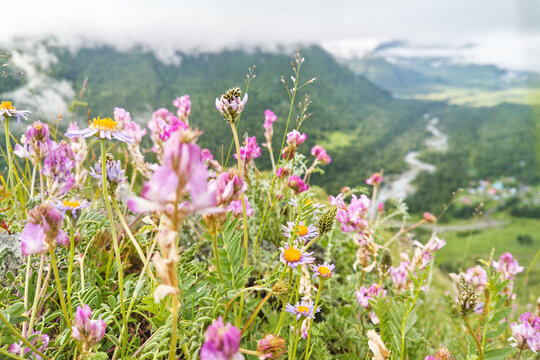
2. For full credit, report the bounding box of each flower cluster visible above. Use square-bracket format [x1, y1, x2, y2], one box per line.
[14, 121, 53, 166]
[42, 141, 76, 197]
[257, 334, 286, 360]
[215, 87, 248, 124]
[234, 136, 261, 163]
[173, 95, 191, 123]
[509, 312, 540, 353]
[311, 145, 331, 165]
[72, 304, 107, 349]
[263, 109, 278, 145]
[201, 317, 244, 360]
[365, 172, 383, 186]
[21, 203, 63, 255]
[282, 130, 307, 160]
[147, 107, 188, 157]
[287, 175, 309, 194]
[330, 193, 370, 233]
[9, 331, 49, 359]
[356, 284, 386, 324]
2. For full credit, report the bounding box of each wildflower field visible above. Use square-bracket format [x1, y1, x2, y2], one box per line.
[0, 49, 538, 360]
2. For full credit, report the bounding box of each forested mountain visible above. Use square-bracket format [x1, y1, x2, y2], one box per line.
[1, 41, 537, 210]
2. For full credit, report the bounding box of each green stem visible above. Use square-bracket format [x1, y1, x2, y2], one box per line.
[49, 249, 72, 326]
[169, 296, 179, 360]
[463, 315, 483, 360]
[274, 269, 295, 336]
[27, 254, 45, 338]
[241, 291, 273, 334]
[304, 280, 324, 360]
[0, 311, 51, 360]
[399, 282, 422, 360]
[100, 140, 127, 356]
[67, 222, 75, 314]
[211, 232, 224, 283]
[516, 246, 540, 294]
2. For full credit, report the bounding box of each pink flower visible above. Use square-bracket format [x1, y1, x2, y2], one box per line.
[311, 145, 331, 165]
[263, 109, 278, 143]
[226, 196, 254, 217]
[201, 317, 244, 360]
[423, 212, 437, 223]
[377, 202, 385, 213]
[287, 175, 309, 194]
[215, 88, 248, 124]
[412, 234, 446, 270]
[8, 331, 49, 359]
[366, 172, 383, 186]
[234, 136, 261, 162]
[173, 95, 191, 122]
[128, 135, 216, 218]
[492, 252, 524, 280]
[201, 148, 222, 172]
[286, 130, 307, 147]
[212, 172, 247, 207]
[329, 193, 370, 233]
[356, 284, 386, 309]
[276, 167, 291, 179]
[72, 304, 106, 348]
[114, 107, 147, 144]
[463, 266, 488, 292]
[391, 261, 411, 292]
[147, 107, 188, 154]
[21, 223, 46, 256]
[42, 141, 76, 196]
[257, 334, 286, 360]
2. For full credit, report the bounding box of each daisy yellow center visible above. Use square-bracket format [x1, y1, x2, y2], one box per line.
[0, 101, 16, 112]
[63, 200, 81, 208]
[283, 247, 302, 263]
[318, 266, 331, 276]
[297, 305, 309, 313]
[296, 225, 309, 237]
[91, 117, 118, 131]
[305, 200, 313, 205]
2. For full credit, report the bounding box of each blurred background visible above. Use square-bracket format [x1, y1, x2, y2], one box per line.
[1, 0, 539, 283]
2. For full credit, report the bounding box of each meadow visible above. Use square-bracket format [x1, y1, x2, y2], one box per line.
[0, 49, 538, 360]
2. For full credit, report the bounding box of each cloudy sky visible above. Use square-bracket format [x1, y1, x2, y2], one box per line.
[2, 0, 540, 71]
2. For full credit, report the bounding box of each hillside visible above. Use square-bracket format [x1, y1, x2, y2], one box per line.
[0, 41, 538, 209]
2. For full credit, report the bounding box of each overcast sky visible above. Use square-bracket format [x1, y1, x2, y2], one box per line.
[2, 0, 540, 71]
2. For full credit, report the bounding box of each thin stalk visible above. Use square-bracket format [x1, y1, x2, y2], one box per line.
[230, 121, 249, 326]
[100, 140, 127, 356]
[66, 222, 75, 313]
[516, 246, 540, 294]
[21, 256, 32, 342]
[169, 296, 179, 360]
[399, 283, 422, 360]
[27, 254, 45, 338]
[3, 117, 22, 219]
[463, 315, 483, 360]
[274, 269, 296, 336]
[49, 249, 71, 326]
[289, 319, 299, 360]
[515, 346, 524, 360]
[241, 291, 273, 334]
[385, 219, 425, 247]
[211, 232, 224, 283]
[0, 311, 51, 360]
[304, 280, 323, 360]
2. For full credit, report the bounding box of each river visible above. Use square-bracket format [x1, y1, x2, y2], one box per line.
[378, 113, 448, 201]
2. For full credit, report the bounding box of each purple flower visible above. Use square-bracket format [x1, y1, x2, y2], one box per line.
[311, 145, 331, 165]
[72, 304, 107, 347]
[312, 262, 336, 279]
[492, 252, 524, 280]
[285, 300, 320, 321]
[282, 221, 318, 244]
[202, 148, 222, 172]
[21, 223, 45, 256]
[412, 234, 446, 269]
[215, 88, 248, 124]
[56, 230, 70, 247]
[279, 244, 315, 269]
[226, 196, 254, 217]
[8, 331, 49, 359]
[89, 156, 125, 188]
[329, 193, 370, 233]
[65, 116, 134, 144]
[173, 95, 191, 122]
[21, 203, 64, 255]
[233, 136, 261, 162]
[42, 141, 76, 197]
[275, 167, 290, 179]
[14, 121, 53, 164]
[0, 100, 30, 124]
[287, 175, 308, 194]
[200, 317, 243, 360]
[54, 198, 91, 218]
